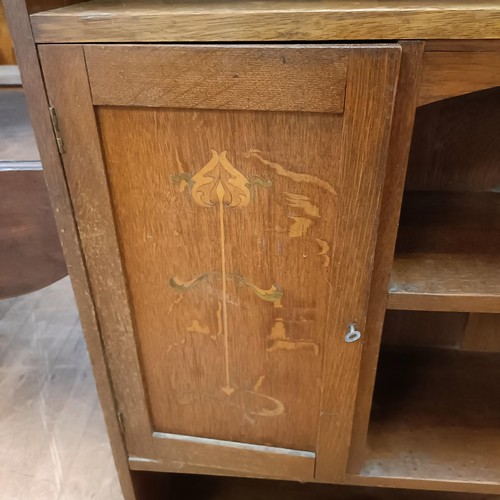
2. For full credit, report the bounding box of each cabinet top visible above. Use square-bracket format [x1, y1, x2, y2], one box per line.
[30, 0, 500, 43]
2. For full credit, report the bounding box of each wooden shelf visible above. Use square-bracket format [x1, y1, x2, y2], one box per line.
[30, 0, 500, 43]
[362, 345, 500, 486]
[388, 191, 500, 313]
[389, 253, 500, 312]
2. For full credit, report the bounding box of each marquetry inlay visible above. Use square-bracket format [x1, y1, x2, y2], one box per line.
[169, 149, 324, 416]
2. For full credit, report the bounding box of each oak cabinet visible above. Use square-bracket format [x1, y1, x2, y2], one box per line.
[4, 0, 500, 498]
[39, 43, 400, 481]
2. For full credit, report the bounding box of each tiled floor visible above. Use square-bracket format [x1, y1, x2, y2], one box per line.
[0, 277, 122, 500]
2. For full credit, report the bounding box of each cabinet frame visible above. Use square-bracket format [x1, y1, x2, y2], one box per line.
[37, 42, 400, 482]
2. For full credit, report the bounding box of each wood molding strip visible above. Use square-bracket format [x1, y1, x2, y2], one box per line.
[149, 432, 315, 481]
[30, 0, 500, 43]
[84, 44, 348, 113]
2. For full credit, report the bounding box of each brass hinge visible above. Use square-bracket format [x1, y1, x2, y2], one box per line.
[49, 106, 65, 154]
[117, 411, 126, 436]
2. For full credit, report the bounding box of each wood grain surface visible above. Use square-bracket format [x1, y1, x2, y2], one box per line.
[363, 346, 500, 489]
[98, 104, 343, 452]
[389, 254, 500, 313]
[30, 0, 500, 43]
[424, 40, 500, 52]
[389, 191, 500, 313]
[85, 45, 348, 113]
[3, 2, 138, 497]
[39, 44, 155, 459]
[314, 46, 400, 482]
[149, 432, 315, 481]
[418, 51, 500, 106]
[42, 42, 400, 480]
[94, 45, 399, 461]
[348, 42, 425, 475]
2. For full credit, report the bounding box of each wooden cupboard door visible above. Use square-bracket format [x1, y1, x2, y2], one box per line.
[39, 44, 400, 481]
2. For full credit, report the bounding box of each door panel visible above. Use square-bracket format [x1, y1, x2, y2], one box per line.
[39, 43, 400, 480]
[98, 107, 343, 451]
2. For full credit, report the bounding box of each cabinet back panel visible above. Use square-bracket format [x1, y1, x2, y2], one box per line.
[406, 87, 500, 192]
[98, 106, 343, 450]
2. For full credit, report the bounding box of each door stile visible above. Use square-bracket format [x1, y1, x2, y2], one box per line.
[38, 43, 155, 457]
[315, 46, 401, 482]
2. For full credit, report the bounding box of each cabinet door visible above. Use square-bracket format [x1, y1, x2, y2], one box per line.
[40, 44, 400, 481]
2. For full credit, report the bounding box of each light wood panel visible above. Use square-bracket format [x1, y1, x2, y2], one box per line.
[314, 47, 401, 482]
[98, 104, 342, 452]
[348, 42, 425, 475]
[43, 42, 400, 480]
[150, 433, 315, 481]
[2, 2, 138, 497]
[30, 0, 500, 43]
[93, 45, 400, 470]
[362, 346, 500, 489]
[85, 45, 347, 113]
[419, 51, 500, 106]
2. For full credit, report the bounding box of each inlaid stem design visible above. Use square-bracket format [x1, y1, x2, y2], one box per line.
[170, 150, 277, 398]
[169, 272, 283, 302]
[172, 149, 271, 208]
